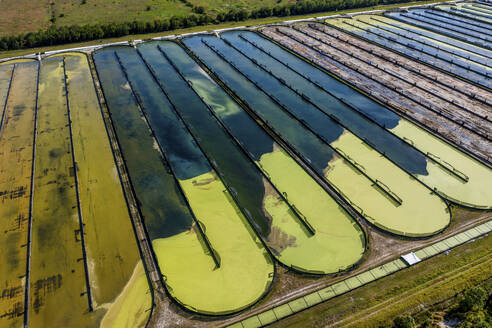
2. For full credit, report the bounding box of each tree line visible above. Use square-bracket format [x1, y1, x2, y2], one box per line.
[0, 0, 423, 51]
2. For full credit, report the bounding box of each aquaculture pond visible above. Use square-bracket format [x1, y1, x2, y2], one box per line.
[0, 61, 37, 328]
[258, 26, 492, 210]
[183, 34, 450, 237]
[327, 14, 492, 89]
[1, 1, 491, 323]
[385, 11, 492, 50]
[139, 40, 365, 274]
[94, 46, 274, 315]
[0, 55, 151, 328]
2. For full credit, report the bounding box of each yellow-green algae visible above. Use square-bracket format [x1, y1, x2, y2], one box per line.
[258, 145, 365, 272]
[328, 131, 449, 237]
[100, 261, 151, 328]
[29, 57, 103, 327]
[52, 52, 150, 314]
[94, 47, 273, 316]
[153, 171, 273, 314]
[184, 34, 449, 237]
[393, 121, 492, 209]
[0, 62, 35, 328]
[0, 58, 36, 65]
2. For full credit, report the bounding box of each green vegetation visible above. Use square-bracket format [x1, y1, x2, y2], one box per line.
[169, 171, 274, 314]
[0, 0, 445, 60]
[399, 284, 492, 328]
[393, 315, 416, 328]
[445, 286, 492, 328]
[0, 0, 436, 51]
[0, 61, 36, 328]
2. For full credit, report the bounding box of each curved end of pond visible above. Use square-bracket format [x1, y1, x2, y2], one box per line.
[367, 198, 451, 238]
[257, 149, 366, 275]
[430, 165, 492, 211]
[152, 232, 274, 316]
[273, 216, 366, 275]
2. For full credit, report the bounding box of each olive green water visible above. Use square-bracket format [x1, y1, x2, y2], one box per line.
[0, 62, 35, 328]
[29, 57, 101, 328]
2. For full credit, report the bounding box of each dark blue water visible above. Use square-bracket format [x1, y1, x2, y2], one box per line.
[93, 48, 194, 239]
[207, 36, 345, 143]
[440, 6, 492, 27]
[377, 15, 492, 59]
[388, 12, 492, 50]
[136, 41, 276, 238]
[358, 19, 490, 76]
[364, 18, 491, 67]
[183, 35, 335, 176]
[114, 46, 211, 181]
[223, 31, 429, 175]
[424, 9, 492, 31]
[411, 10, 492, 37]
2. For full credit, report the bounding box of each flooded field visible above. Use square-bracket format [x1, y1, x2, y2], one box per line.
[0, 1, 490, 326]
[0, 55, 151, 328]
[0, 61, 36, 328]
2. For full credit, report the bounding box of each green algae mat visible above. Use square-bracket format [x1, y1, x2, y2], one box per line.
[0, 61, 36, 328]
[0, 55, 151, 328]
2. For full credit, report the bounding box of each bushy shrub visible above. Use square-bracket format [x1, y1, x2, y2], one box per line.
[393, 315, 416, 328]
[458, 287, 488, 313]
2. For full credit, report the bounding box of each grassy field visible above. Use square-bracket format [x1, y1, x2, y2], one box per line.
[0, 0, 446, 60]
[0, 0, 293, 37]
[0, 62, 36, 328]
[267, 230, 492, 328]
